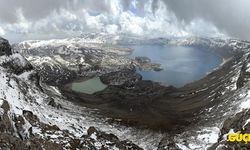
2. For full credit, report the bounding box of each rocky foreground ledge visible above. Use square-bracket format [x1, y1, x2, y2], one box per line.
[0, 37, 143, 149]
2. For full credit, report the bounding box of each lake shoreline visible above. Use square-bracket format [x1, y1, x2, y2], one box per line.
[60, 48, 240, 131]
[129, 45, 224, 87]
[66, 45, 227, 94]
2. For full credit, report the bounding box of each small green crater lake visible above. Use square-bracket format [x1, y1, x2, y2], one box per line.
[71, 77, 107, 94]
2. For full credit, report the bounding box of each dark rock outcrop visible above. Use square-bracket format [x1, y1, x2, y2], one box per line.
[83, 126, 143, 150]
[0, 37, 12, 56]
[0, 54, 34, 75]
[210, 109, 250, 150]
[135, 56, 151, 64]
[134, 56, 163, 71]
[100, 68, 142, 88]
[237, 54, 250, 89]
[0, 99, 14, 133]
[158, 136, 180, 150]
[48, 98, 62, 109]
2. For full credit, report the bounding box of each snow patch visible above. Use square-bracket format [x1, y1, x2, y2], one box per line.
[197, 127, 220, 146]
[240, 90, 250, 109]
[90, 132, 97, 141]
[0, 99, 4, 107]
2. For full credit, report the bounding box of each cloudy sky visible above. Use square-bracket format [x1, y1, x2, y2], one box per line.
[0, 0, 249, 43]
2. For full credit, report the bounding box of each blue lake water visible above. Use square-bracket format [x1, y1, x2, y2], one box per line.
[129, 45, 222, 87]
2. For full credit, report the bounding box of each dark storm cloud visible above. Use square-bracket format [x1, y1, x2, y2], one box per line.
[161, 0, 250, 40]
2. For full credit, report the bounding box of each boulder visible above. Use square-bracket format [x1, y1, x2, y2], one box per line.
[158, 136, 180, 150]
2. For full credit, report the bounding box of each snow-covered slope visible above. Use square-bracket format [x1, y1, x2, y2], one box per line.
[0, 37, 145, 149]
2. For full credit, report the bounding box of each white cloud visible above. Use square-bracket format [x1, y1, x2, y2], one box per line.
[185, 19, 226, 38]
[0, 0, 228, 42]
[105, 24, 118, 34]
[0, 27, 5, 36]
